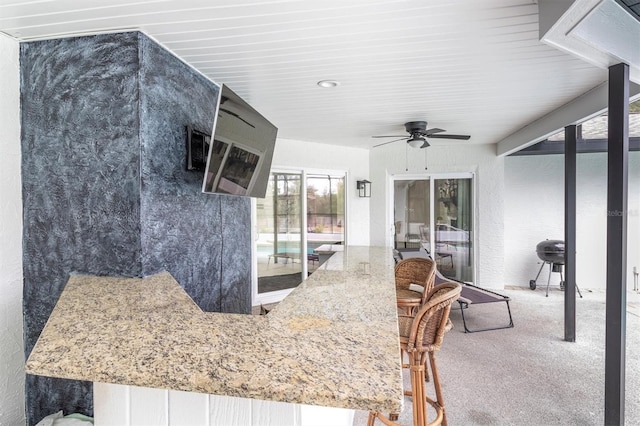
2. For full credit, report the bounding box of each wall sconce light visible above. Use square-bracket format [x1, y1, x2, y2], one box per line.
[357, 180, 371, 198]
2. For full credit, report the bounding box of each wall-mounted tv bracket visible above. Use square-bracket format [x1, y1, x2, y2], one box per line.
[186, 125, 211, 171]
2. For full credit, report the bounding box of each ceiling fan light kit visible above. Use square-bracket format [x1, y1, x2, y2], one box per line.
[407, 135, 427, 148]
[372, 120, 470, 149]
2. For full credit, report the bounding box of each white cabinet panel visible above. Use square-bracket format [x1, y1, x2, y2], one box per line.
[169, 390, 209, 426]
[94, 382, 130, 426]
[250, 399, 299, 426]
[130, 386, 168, 425]
[209, 394, 251, 426]
[300, 405, 354, 426]
[97, 383, 355, 426]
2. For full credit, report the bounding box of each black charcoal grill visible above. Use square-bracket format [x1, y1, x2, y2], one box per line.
[529, 239, 582, 297]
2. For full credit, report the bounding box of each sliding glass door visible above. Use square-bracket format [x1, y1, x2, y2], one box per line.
[256, 173, 303, 295]
[254, 171, 346, 303]
[394, 176, 474, 282]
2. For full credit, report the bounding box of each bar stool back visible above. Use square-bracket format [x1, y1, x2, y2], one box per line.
[395, 257, 436, 316]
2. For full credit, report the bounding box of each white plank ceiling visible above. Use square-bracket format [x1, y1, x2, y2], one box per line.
[0, 0, 612, 149]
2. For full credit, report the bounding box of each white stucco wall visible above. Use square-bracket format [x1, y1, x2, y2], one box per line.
[369, 142, 505, 289]
[271, 138, 370, 246]
[504, 152, 640, 290]
[0, 33, 26, 425]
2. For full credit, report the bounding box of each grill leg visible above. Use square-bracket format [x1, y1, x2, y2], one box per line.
[534, 262, 545, 282]
[561, 269, 584, 298]
[546, 262, 552, 297]
[530, 262, 546, 291]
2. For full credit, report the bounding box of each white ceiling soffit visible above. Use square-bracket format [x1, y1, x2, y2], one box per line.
[497, 0, 640, 156]
[541, 0, 640, 83]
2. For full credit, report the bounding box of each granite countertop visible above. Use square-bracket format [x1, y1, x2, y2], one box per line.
[26, 246, 403, 414]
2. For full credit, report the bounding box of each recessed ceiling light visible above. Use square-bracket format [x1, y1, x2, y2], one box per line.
[317, 80, 340, 88]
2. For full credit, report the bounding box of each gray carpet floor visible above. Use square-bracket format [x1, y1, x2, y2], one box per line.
[354, 285, 640, 425]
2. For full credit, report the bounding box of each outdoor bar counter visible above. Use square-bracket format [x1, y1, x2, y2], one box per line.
[26, 246, 403, 425]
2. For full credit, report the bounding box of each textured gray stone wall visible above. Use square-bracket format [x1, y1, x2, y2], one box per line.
[21, 32, 142, 426]
[21, 32, 251, 425]
[138, 35, 222, 310]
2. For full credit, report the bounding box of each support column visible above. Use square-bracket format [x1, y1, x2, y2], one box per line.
[564, 124, 577, 342]
[604, 62, 629, 426]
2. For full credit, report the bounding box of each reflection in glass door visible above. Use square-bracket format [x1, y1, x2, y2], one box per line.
[394, 180, 430, 249]
[433, 178, 473, 282]
[256, 173, 303, 295]
[394, 177, 473, 283]
[306, 174, 345, 274]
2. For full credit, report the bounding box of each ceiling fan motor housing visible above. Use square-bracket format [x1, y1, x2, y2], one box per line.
[404, 121, 428, 134]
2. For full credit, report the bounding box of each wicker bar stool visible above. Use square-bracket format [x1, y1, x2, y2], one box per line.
[369, 282, 462, 426]
[395, 257, 437, 316]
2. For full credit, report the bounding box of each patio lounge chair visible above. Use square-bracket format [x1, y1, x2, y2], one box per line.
[434, 270, 514, 333]
[395, 248, 514, 333]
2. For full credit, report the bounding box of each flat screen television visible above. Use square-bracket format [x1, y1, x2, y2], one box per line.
[202, 84, 277, 198]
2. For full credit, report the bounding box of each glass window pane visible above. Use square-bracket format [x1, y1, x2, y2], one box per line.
[434, 178, 473, 282]
[256, 173, 303, 294]
[306, 175, 345, 273]
[394, 180, 430, 249]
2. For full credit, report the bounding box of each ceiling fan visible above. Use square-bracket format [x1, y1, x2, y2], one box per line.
[372, 121, 470, 148]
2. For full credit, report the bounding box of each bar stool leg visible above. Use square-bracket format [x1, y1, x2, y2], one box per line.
[429, 351, 447, 426]
[373, 351, 446, 426]
[409, 352, 427, 426]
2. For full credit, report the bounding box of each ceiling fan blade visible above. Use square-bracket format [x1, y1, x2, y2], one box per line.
[428, 134, 471, 140]
[424, 128, 445, 136]
[373, 137, 406, 147]
[371, 135, 406, 138]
